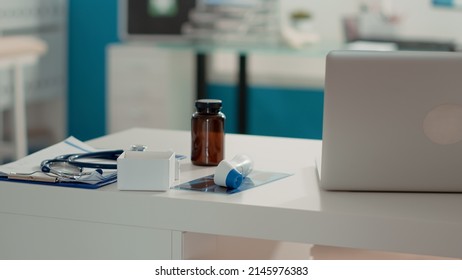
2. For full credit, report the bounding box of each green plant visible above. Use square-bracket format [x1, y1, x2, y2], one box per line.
[290, 10, 312, 20]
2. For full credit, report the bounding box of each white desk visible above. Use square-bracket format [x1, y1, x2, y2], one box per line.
[1, 128, 461, 259]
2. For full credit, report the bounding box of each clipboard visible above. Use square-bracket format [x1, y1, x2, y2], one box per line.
[0, 136, 118, 189]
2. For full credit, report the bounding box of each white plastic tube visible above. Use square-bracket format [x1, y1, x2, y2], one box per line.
[214, 154, 253, 189]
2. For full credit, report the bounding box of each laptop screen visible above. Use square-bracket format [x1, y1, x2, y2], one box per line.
[320, 50, 462, 192]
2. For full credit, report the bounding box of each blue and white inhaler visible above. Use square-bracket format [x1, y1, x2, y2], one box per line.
[214, 154, 253, 189]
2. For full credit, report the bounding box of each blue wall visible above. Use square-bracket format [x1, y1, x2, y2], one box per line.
[68, 0, 119, 140]
[208, 84, 324, 139]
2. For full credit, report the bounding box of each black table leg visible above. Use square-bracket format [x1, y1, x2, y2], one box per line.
[196, 52, 248, 134]
[238, 53, 247, 134]
[196, 53, 207, 100]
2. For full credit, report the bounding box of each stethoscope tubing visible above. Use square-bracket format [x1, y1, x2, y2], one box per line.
[40, 149, 124, 172]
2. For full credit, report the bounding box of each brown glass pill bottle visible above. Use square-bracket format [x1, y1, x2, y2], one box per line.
[191, 99, 225, 166]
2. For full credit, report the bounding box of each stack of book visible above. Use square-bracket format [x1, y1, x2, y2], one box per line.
[182, 0, 280, 45]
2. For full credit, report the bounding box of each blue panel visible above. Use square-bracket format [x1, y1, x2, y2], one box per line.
[68, 0, 119, 140]
[432, 0, 454, 7]
[248, 86, 324, 139]
[207, 84, 324, 139]
[207, 84, 239, 133]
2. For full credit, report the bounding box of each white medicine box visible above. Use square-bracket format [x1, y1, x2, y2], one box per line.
[117, 150, 175, 191]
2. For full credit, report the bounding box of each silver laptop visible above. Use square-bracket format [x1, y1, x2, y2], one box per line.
[320, 50, 462, 192]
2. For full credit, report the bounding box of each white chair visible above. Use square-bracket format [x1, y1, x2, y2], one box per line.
[0, 36, 47, 160]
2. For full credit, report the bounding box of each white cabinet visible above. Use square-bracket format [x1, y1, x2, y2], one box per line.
[0, 212, 312, 259]
[107, 44, 195, 134]
[0, 213, 176, 259]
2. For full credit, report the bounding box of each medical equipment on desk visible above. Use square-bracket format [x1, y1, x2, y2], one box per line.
[176, 153, 290, 194]
[8, 149, 124, 183]
[39, 149, 124, 181]
[117, 150, 179, 191]
[214, 154, 253, 189]
[8, 143, 154, 183]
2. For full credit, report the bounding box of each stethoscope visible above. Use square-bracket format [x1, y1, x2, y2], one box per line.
[40, 149, 124, 179]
